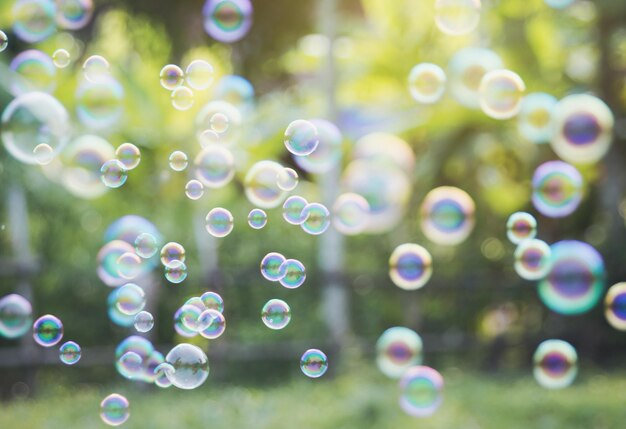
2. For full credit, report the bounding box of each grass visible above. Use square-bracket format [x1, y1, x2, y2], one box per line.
[1, 365, 626, 428]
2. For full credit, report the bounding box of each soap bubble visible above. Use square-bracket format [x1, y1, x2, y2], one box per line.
[100, 393, 130, 426]
[60, 135, 113, 199]
[135, 233, 158, 259]
[506, 212, 537, 245]
[115, 143, 141, 170]
[332, 193, 370, 235]
[293, 119, 342, 174]
[169, 151, 188, 172]
[115, 283, 145, 316]
[201, 291, 224, 313]
[185, 179, 204, 200]
[194, 145, 235, 187]
[166, 343, 209, 389]
[389, 243, 433, 290]
[209, 112, 230, 134]
[279, 259, 306, 289]
[174, 307, 198, 338]
[195, 100, 242, 143]
[160, 64, 184, 91]
[604, 283, 626, 331]
[199, 309, 226, 339]
[33, 314, 63, 347]
[399, 366, 444, 417]
[205, 207, 234, 237]
[154, 362, 174, 388]
[260, 252, 286, 282]
[0, 31, 7, 52]
[33, 143, 54, 165]
[76, 75, 124, 130]
[376, 327, 423, 378]
[301, 203, 331, 235]
[277, 168, 299, 191]
[116, 252, 142, 280]
[533, 339, 577, 389]
[52, 48, 71, 68]
[160, 242, 185, 266]
[59, 341, 81, 365]
[199, 129, 221, 147]
[100, 159, 127, 188]
[408, 63, 446, 104]
[10, 49, 57, 94]
[244, 161, 288, 208]
[164, 260, 188, 284]
[514, 239, 552, 280]
[518, 93, 558, 143]
[55, 0, 93, 30]
[448, 47, 503, 108]
[532, 161, 582, 218]
[420, 186, 475, 246]
[261, 299, 291, 330]
[171, 86, 194, 110]
[179, 304, 203, 332]
[213, 74, 255, 111]
[134, 311, 154, 333]
[434, 0, 481, 36]
[283, 196, 308, 225]
[479, 69, 525, 120]
[0, 294, 32, 339]
[82, 55, 110, 83]
[247, 208, 267, 229]
[300, 349, 328, 378]
[117, 351, 143, 379]
[12, 0, 56, 43]
[284, 119, 319, 156]
[98, 240, 136, 287]
[185, 60, 214, 90]
[202, 0, 253, 43]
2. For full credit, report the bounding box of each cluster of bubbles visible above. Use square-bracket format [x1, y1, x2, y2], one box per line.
[160, 59, 215, 111]
[12, 0, 93, 44]
[174, 292, 226, 339]
[260, 252, 307, 289]
[282, 196, 332, 235]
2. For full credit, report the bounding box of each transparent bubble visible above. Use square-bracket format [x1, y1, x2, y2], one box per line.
[1, 92, 69, 165]
[160, 242, 186, 266]
[212, 74, 255, 111]
[332, 193, 370, 235]
[100, 393, 129, 426]
[115, 283, 146, 316]
[195, 100, 242, 143]
[244, 161, 288, 208]
[0, 30, 7, 52]
[518, 93, 558, 144]
[301, 203, 331, 235]
[185, 60, 214, 91]
[82, 55, 110, 83]
[115, 143, 141, 170]
[399, 366, 444, 417]
[279, 259, 306, 289]
[134, 311, 154, 333]
[185, 179, 204, 200]
[376, 327, 423, 378]
[100, 159, 128, 188]
[408, 63, 446, 104]
[247, 208, 267, 229]
[0, 294, 32, 339]
[533, 340, 577, 389]
[159, 64, 184, 91]
[261, 299, 291, 330]
[108, 294, 135, 328]
[165, 260, 188, 284]
[531, 161, 582, 218]
[277, 168, 299, 191]
[33, 143, 54, 165]
[293, 119, 342, 174]
[205, 208, 234, 238]
[98, 240, 137, 287]
[282, 196, 308, 225]
[514, 239, 552, 280]
[118, 351, 143, 379]
[420, 186, 475, 245]
[143, 351, 165, 384]
[300, 349, 328, 378]
[260, 252, 286, 282]
[173, 307, 197, 338]
[154, 362, 175, 388]
[33, 314, 63, 347]
[448, 47, 503, 108]
[199, 129, 221, 147]
[435, 0, 481, 36]
[210, 112, 230, 133]
[116, 252, 142, 280]
[10, 49, 57, 94]
[165, 343, 209, 389]
[134, 233, 158, 259]
[51, 48, 71, 68]
[550, 94, 614, 164]
[114, 336, 155, 380]
[389, 243, 433, 290]
[56, 0, 93, 30]
[76, 75, 124, 130]
[284, 119, 319, 156]
[479, 69, 525, 120]
[506, 212, 537, 244]
[169, 151, 188, 172]
[605, 283, 626, 331]
[59, 134, 113, 199]
[199, 309, 226, 339]
[12, 0, 56, 43]
[194, 145, 235, 187]
[179, 304, 203, 332]
[171, 86, 194, 111]
[201, 291, 224, 313]
[202, 0, 253, 43]
[538, 240, 605, 315]
[59, 340, 81, 365]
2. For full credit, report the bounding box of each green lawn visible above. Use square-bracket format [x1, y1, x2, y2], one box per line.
[2, 366, 625, 428]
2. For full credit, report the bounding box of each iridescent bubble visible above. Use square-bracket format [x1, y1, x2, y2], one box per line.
[33, 143, 54, 165]
[115, 335, 154, 368]
[185, 179, 204, 200]
[376, 327, 423, 378]
[293, 119, 342, 174]
[0, 294, 32, 339]
[399, 366, 444, 417]
[143, 351, 165, 384]
[105, 215, 160, 251]
[195, 100, 242, 143]
[52, 48, 71, 68]
[514, 239, 552, 280]
[60, 134, 113, 199]
[165, 260, 188, 284]
[194, 145, 235, 187]
[260, 252, 287, 282]
[159, 64, 184, 91]
[279, 259, 306, 289]
[518, 93, 558, 144]
[118, 351, 143, 379]
[55, 0, 93, 30]
[332, 192, 370, 235]
[116, 252, 142, 280]
[277, 168, 299, 191]
[301, 203, 331, 235]
[12, 0, 56, 43]
[98, 240, 136, 287]
[205, 207, 234, 238]
[284, 119, 319, 156]
[506, 212, 537, 245]
[171, 86, 194, 111]
[185, 60, 214, 91]
[135, 233, 158, 259]
[389, 243, 433, 290]
[420, 186, 475, 246]
[283, 196, 308, 225]
[100, 393, 129, 426]
[134, 311, 154, 333]
[33, 314, 63, 347]
[1, 92, 69, 165]
[538, 240, 605, 315]
[115, 283, 146, 316]
[10, 49, 56, 94]
[408, 63, 446, 104]
[550, 94, 614, 165]
[261, 299, 291, 330]
[247, 208, 267, 229]
[154, 362, 175, 388]
[115, 143, 141, 170]
[0, 31, 8, 52]
[434, 0, 481, 36]
[160, 242, 185, 266]
[201, 291, 224, 313]
[244, 161, 288, 208]
[108, 297, 134, 328]
[173, 307, 197, 338]
[479, 69, 525, 120]
[100, 159, 127, 188]
[531, 161, 583, 218]
[59, 340, 81, 365]
[76, 75, 124, 130]
[199, 309, 226, 339]
[179, 304, 203, 332]
[604, 283, 626, 331]
[169, 151, 188, 172]
[210, 112, 230, 134]
[202, 0, 253, 43]
[166, 343, 210, 389]
[212, 74, 255, 111]
[82, 55, 110, 83]
[533, 339, 577, 389]
[300, 349, 328, 378]
[448, 47, 503, 108]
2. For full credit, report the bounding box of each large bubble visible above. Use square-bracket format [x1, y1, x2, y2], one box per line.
[100, 393, 130, 426]
[76, 75, 124, 130]
[10, 49, 57, 95]
[376, 327, 423, 378]
[245, 160, 287, 208]
[533, 339, 577, 389]
[517, 92, 558, 144]
[292, 119, 342, 174]
[478, 69, 525, 120]
[448, 48, 503, 108]
[194, 145, 235, 188]
[202, 0, 253, 43]
[434, 0, 481, 36]
[60, 134, 114, 199]
[531, 161, 582, 218]
[420, 186, 475, 246]
[389, 243, 433, 290]
[165, 343, 210, 390]
[408, 63, 446, 104]
[55, 0, 94, 30]
[398, 366, 444, 417]
[12, 0, 56, 43]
